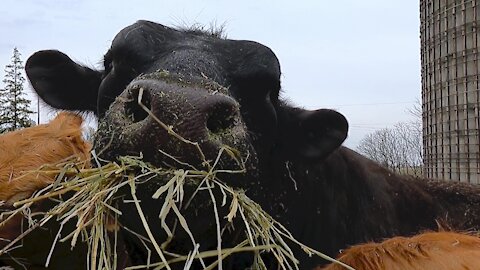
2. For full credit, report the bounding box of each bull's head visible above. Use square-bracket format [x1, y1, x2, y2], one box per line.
[25, 20, 349, 268]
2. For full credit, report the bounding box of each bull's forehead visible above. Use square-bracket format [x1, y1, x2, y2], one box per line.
[108, 20, 281, 85]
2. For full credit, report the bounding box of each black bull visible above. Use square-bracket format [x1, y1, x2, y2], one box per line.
[25, 20, 480, 269]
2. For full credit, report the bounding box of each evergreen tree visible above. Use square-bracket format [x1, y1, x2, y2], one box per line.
[0, 87, 8, 132]
[0, 48, 34, 132]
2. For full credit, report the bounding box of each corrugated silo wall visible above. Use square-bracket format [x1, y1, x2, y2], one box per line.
[420, 0, 480, 183]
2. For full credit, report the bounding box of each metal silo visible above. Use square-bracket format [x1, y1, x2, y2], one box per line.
[420, 0, 480, 183]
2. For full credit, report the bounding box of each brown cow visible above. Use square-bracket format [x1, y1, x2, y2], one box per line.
[0, 112, 91, 248]
[320, 231, 480, 270]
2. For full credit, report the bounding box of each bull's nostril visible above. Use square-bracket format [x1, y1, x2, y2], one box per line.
[206, 104, 237, 134]
[125, 87, 151, 123]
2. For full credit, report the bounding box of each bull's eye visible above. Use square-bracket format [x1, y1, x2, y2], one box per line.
[106, 61, 113, 72]
[103, 51, 113, 72]
[124, 87, 151, 123]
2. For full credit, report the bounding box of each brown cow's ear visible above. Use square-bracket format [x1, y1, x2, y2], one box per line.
[26, 50, 102, 112]
[53, 112, 84, 127]
[278, 108, 348, 159]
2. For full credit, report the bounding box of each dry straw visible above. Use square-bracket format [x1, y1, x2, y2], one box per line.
[0, 85, 354, 270]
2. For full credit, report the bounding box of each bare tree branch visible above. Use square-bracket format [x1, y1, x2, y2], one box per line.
[356, 106, 423, 177]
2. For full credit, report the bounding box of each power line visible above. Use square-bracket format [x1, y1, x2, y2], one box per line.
[329, 101, 416, 107]
[350, 126, 387, 130]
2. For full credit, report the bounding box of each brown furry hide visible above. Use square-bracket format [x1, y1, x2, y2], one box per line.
[0, 112, 91, 248]
[320, 231, 480, 270]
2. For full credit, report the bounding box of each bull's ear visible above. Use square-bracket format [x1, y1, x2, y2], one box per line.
[25, 50, 101, 112]
[278, 108, 348, 159]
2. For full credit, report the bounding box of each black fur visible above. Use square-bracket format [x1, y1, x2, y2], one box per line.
[26, 20, 480, 269]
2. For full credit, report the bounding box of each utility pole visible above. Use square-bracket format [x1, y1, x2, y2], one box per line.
[37, 96, 40, 124]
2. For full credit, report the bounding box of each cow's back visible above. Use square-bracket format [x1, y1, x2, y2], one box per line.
[320, 231, 480, 270]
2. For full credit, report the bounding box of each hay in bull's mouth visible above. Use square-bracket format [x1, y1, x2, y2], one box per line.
[0, 86, 354, 270]
[0, 153, 354, 270]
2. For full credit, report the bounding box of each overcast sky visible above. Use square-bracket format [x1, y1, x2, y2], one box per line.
[0, 0, 420, 148]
